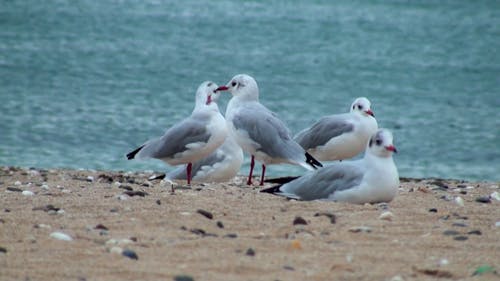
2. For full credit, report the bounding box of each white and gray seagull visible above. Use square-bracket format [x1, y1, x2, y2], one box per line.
[294, 97, 378, 161]
[215, 74, 322, 186]
[262, 129, 399, 204]
[126, 81, 228, 185]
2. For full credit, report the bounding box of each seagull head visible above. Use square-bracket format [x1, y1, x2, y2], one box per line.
[195, 81, 219, 107]
[215, 74, 259, 100]
[368, 129, 397, 158]
[351, 97, 374, 117]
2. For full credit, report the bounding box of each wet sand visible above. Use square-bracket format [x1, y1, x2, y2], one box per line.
[0, 166, 499, 281]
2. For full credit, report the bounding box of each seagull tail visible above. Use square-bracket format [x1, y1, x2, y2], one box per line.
[126, 145, 145, 160]
[305, 152, 323, 169]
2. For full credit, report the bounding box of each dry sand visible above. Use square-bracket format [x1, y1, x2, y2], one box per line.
[0, 166, 499, 281]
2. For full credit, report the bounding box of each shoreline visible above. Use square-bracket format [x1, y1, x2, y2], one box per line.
[1, 166, 499, 280]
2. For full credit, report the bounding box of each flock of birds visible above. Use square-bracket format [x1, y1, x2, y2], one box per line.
[127, 74, 400, 204]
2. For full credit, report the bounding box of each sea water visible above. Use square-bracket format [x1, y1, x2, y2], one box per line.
[1, 0, 498, 181]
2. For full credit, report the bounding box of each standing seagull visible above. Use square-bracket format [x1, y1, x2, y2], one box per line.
[262, 129, 399, 204]
[294, 97, 378, 161]
[215, 74, 322, 186]
[126, 81, 227, 185]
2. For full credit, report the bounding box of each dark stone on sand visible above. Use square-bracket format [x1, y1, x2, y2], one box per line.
[7, 187, 22, 192]
[156, 199, 161, 205]
[283, 265, 295, 271]
[197, 209, 213, 220]
[223, 233, 238, 238]
[110, 208, 118, 213]
[123, 190, 148, 197]
[314, 212, 337, 224]
[245, 248, 255, 256]
[4, 209, 10, 213]
[122, 249, 138, 260]
[475, 196, 491, 203]
[428, 208, 438, 213]
[0, 246, 7, 253]
[95, 224, 108, 231]
[467, 230, 482, 235]
[443, 230, 460, 236]
[190, 228, 217, 237]
[32, 204, 60, 212]
[174, 275, 195, 281]
[452, 223, 467, 227]
[293, 216, 308, 225]
[118, 185, 133, 191]
[454, 236, 468, 241]
[216, 221, 224, 228]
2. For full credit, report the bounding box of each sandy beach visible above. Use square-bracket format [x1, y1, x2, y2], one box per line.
[0, 166, 499, 281]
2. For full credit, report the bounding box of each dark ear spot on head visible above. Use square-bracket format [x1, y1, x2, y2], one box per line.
[207, 82, 213, 87]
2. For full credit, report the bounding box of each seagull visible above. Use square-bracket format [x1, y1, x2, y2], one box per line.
[262, 129, 399, 204]
[294, 97, 378, 161]
[126, 81, 227, 185]
[215, 74, 322, 186]
[165, 135, 244, 183]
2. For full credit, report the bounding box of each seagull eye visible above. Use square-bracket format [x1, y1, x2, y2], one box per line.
[375, 139, 382, 146]
[231, 81, 237, 87]
[357, 105, 362, 110]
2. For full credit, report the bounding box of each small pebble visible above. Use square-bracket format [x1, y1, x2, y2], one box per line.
[0, 246, 7, 254]
[41, 184, 49, 190]
[245, 248, 255, 256]
[122, 249, 138, 260]
[123, 190, 148, 197]
[467, 230, 482, 235]
[443, 230, 460, 236]
[314, 212, 336, 224]
[293, 216, 308, 225]
[56, 209, 65, 215]
[7, 187, 22, 192]
[439, 259, 449, 266]
[475, 196, 491, 204]
[22, 190, 35, 196]
[216, 221, 224, 228]
[283, 265, 295, 271]
[495, 221, 500, 227]
[173, 275, 195, 281]
[95, 224, 109, 231]
[453, 236, 468, 241]
[490, 191, 500, 201]
[14, 181, 21, 186]
[389, 275, 405, 281]
[109, 246, 123, 255]
[428, 208, 438, 213]
[379, 211, 394, 221]
[156, 199, 161, 205]
[86, 176, 94, 182]
[50, 232, 73, 241]
[223, 233, 238, 239]
[454, 197, 464, 207]
[452, 222, 467, 227]
[118, 194, 129, 201]
[349, 226, 372, 233]
[196, 209, 213, 220]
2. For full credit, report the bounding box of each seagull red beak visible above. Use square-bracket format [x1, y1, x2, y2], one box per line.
[215, 85, 229, 92]
[365, 109, 374, 117]
[206, 95, 212, 105]
[385, 145, 397, 153]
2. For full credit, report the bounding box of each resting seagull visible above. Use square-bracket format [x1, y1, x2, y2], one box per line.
[215, 74, 322, 186]
[294, 97, 378, 161]
[262, 129, 399, 204]
[126, 81, 227, 185]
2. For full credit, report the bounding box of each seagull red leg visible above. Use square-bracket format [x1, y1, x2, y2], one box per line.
[247, 155, 255, 185]
[186, 162, 192, 185]
[260, 164, 266, 186]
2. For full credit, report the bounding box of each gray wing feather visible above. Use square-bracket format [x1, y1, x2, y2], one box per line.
[294, 116, 354, 150]
[137, 115, 210, 160]
[281, 163, 364, 200]
[232, 105, 303, 159]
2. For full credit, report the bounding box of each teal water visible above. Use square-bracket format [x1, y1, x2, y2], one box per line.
[1, 1, 499, 181]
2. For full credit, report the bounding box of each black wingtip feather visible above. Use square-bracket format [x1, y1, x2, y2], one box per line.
[126, 145, 145, 160]
[149, 173, 166, 181]
[305, 152, 323, 169]
[260, 185, 283, 194]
